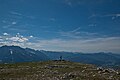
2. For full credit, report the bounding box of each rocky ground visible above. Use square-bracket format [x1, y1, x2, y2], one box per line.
[0, 60, 120, 80]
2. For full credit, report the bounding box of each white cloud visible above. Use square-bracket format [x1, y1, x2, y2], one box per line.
[0, 37, 3, 41]
[3, 33, 9, 36]
[2, 21, 17, 29]
[8, 36, 28, 43]
[2, 20, 7, 23]
[115, 14, 120, 17]
[0, 41, 24, 47]
[63, 0, 108, 7]
[112, 16, 115, 20]
[30, 35, 33, 38]
[64, 0, 72, 6]
[66, 1, 72, 6]
[9, 28, 27, 32]
[12, 22, 17, 25]
[10, 11, 22, 16]
[0, 33, 30, 46]
[49, 18, 56, 22]
[10, 11, 35, 19]
[28, 37, 120, 53]
[9, 37, 20, 42]
[71, 27, 81, 33]
[59, 27, 98, 39]
[89, 13, 120, 20]
[88, 24, 97, 27]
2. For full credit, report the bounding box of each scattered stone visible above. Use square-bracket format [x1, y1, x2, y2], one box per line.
[68, 73, 76, 78]
[0, 67, 3, 69]
[98, 71, 102, 74]
[82, 70, 85, 72]
[103, 69, 110, 73]
[93, 74, 96, 77]
[116, 72, 120, 75]
[97, 67, 103, 71]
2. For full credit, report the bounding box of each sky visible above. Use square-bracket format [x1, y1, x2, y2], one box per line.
[0, 0, 120, 53]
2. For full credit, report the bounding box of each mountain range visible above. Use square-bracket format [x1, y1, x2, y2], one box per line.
[0, 46, 49, 63]
[0, 46, 120, 68]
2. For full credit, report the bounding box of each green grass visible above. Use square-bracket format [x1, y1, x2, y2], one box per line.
[0, 60, 119, 80]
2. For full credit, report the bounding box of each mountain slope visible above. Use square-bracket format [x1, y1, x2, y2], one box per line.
[0, 46, 49, 63]
[67, 53, 120, 67]
[43, 51, 120, 67]
[0, 60, 119, 80]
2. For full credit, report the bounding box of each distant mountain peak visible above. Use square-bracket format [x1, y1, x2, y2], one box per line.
[0, 46, 49, 63]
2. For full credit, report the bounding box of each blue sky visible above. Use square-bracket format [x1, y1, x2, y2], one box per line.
[0, 0, 120, 53]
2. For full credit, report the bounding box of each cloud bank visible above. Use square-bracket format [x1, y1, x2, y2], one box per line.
[0, 33, 32, 46]
[0, 33, 120, 53]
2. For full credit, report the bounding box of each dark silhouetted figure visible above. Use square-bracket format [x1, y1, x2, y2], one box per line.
[60, 56, 62, 61]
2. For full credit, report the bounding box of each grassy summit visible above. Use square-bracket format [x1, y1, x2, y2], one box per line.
[0, 60, 120, 80]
